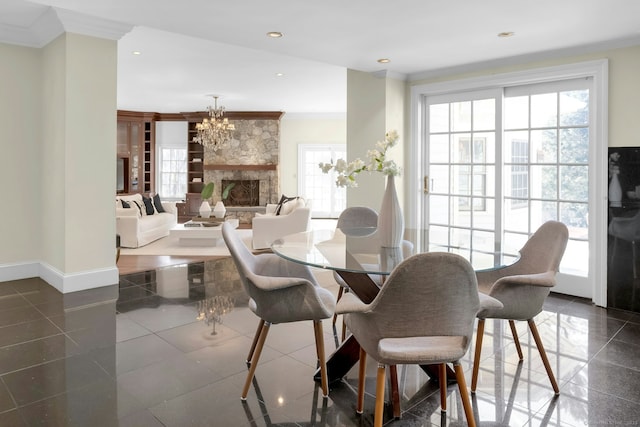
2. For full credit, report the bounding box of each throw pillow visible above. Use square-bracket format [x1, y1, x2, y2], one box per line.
[132, 200, 145, 216]
[280, 197, 305, 216]
[142, 196, 156, 215]
[275, 194, 299, 215]
[120, 200, 131, 208]
[152, 193, 166, 213]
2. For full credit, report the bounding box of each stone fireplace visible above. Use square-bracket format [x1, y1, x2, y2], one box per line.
[200, 115, 283, 223]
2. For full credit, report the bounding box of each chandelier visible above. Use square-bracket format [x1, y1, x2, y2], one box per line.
[193, 96, 235, 151]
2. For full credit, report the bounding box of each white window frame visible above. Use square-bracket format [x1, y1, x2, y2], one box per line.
[410, 60, 609, 307]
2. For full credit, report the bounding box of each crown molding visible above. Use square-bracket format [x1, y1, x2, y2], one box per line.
[0, 6, 132, 48]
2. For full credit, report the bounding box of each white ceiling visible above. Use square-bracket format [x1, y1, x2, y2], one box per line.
[2, 0, 640, 114]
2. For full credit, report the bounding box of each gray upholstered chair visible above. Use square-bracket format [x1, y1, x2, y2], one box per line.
[332, 206, 414, 339]
[332, 207, 379, 327]
[471, 220, 569, 396]
[221, 222, 336, 398]
[336, 252, 482, 427]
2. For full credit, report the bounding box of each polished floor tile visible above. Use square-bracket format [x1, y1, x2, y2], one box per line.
[1, 258, 640, 426]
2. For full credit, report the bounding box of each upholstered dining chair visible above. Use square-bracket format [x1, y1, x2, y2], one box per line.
[471, 220, 569, 396]
[332, 207, 378, 327]
[221, 222, 336, 398]
[332, 207, 414, 339]
[336, 252, 484, 427]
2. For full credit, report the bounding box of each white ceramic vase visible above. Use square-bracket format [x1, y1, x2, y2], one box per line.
[609, 173, 622, 207]
[377, 175, 404, 248]
[213, 201, 226, 219]
[199, 201, 212, 218]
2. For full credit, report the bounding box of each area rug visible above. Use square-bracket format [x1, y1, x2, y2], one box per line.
[119, 228, 254, 257]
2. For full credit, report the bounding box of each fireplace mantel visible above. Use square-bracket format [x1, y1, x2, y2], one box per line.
[204, 164, 277, 171]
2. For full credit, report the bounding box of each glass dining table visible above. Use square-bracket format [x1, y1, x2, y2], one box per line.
[271, 227, 423, 417]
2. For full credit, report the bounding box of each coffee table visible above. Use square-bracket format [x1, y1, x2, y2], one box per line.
[169, 219, 238, 246]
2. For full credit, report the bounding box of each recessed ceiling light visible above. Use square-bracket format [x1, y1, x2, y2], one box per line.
[267, 32, 283, 38]
[377, 58, 390, 64]
[275, 73, 284, 77]
[132, 51, 142, 55]
[497, 31, 515, 38]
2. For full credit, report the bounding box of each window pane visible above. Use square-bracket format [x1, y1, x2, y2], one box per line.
[429, 225, 449, 247]
[530, 93, 557, 128]
[531, 165, 557, 199]
[451, 101, 471, 132]
[504, 201, 529, 233]
[452, 134, 472, 163]
[560, 201, 589, 228]
[429, 104, 449, 133]
[472, 230, 495, 253]
[560, 90, 589, 126]
[429, 195, 449, 224]
[430, 165, 449, 194]
[560, 127, 589, 163]
[429, 134, 449, 163]
[531, 200, 558, 229]
[473, 99, 495, 131]
[504, 96, 529, 129]
[531, 129, 557, 163]
[560, 166, 588, 201]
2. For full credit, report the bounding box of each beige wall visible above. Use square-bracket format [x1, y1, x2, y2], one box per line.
[280, 114, 347, 198]
[0, 34, 118, 291]
[0, 43, 41, 266]
[409, 45, 640, 149]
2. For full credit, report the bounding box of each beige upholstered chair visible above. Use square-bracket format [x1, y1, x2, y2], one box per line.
[332, 207, 379, 328]
[332, 207, 414, 337]
[336, 252, 483, 427]
[221, 222, 336, 398]
[471, 220, 569, 396]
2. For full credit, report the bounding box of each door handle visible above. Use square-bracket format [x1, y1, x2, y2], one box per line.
[424, 176, 429, 194]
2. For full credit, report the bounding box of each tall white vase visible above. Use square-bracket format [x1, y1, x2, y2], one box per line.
[377, 175, 404, 248]
[213, 201, 226, 219]
[199, 201, 211, 218]
[609, 173, 622, 207]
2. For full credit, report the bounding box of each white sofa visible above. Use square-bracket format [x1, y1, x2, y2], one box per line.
[116, 194, 177, 248]
[252, 198, 311, 250]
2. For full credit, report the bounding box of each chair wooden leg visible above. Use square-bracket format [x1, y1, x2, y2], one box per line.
[313, 320, 329, 397]
[332, 287, 344, 326]
[341, 318, 347, 342]
[509, 320, 524, 360]
[471, 318, 485, 393]
[454, 362, 476, 427]
[241, 322, 270, 399]
[357, 347, 367, 414]
[246, 320, 264, 364]
[439, 363, 447, 411]
[374, 363, 386, 427]
[528, 319, 560, 395]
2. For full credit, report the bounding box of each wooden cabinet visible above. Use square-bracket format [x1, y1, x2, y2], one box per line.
[117, 111, 156, 194]
[187, 121, 204, 194]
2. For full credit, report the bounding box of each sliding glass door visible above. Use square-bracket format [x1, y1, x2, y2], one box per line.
[424, 79, 592, 296]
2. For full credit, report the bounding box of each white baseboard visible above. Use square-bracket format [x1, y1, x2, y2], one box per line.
[0, 261, 40, 282]
[0, 261, 119, 294]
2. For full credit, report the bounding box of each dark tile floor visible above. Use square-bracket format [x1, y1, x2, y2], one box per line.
[1, 258, 640, 426]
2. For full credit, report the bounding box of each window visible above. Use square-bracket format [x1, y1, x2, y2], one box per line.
[298, 144, 346, 218]
[425, 81, 590, 272]
[158, 147, 187, 199]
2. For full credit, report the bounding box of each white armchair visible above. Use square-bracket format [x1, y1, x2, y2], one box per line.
[251, 198, 312, 250]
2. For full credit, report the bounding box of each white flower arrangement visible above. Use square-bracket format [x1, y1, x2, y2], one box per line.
[319, 130, 401, 188]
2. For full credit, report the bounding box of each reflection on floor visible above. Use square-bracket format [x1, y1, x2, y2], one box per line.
[2, 258, 640, 426]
